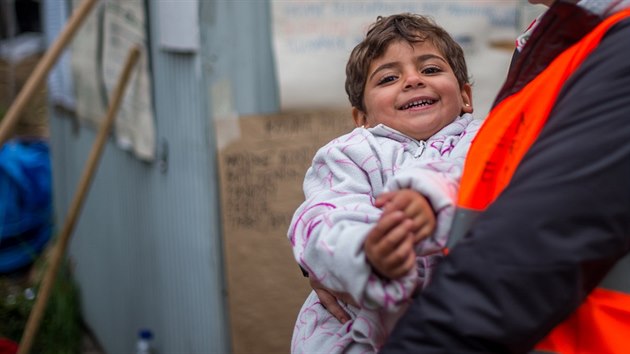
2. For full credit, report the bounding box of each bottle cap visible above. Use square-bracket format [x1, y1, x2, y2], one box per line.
[139, 329, 153, 340]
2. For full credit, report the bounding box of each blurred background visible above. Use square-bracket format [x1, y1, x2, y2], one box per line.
[0, 1, 546, 353]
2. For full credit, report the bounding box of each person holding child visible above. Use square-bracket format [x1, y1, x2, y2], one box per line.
[287, 13, 479, 353]
[373, 0, 630, 352]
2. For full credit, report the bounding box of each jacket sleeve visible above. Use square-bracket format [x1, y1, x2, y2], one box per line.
[380, 20, 630, 354]
[288, 130, 417, 312]
[385, 118, 482, 258]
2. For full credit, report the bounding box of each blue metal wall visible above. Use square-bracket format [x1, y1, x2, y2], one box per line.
[44, 1, 277, 353]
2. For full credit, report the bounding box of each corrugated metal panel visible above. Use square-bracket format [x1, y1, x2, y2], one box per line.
[50, 82, 229, 354]
[43, 1, 268, 353]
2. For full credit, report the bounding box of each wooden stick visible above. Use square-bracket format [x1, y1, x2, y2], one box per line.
[0, 0, 99, 146]
[17, 45, 141, 354]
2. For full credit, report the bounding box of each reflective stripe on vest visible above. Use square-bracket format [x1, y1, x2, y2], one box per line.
[449, 9, 630, 354]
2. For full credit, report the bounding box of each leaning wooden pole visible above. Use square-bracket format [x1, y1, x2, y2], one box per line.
[17, 45, 141, 354]
[0, 0, 99, 146]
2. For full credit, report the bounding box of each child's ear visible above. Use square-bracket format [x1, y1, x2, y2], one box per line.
[461, 83, 473, 114]
[352, 107, 368, 127]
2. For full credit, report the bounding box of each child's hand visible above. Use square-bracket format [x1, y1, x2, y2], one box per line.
[364, 210, 416, 279]
[375, 189, 436, 243]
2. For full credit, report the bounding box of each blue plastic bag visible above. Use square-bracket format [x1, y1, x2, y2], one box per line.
[0, 139, 52, 274]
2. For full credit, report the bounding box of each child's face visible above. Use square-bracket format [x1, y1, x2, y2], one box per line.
[353, 39, 472, 141]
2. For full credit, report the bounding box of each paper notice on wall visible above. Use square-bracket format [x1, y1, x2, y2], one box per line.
[70, 0, 106, 126]
[271, 0, 520, 119]
[102, 0, 156, 161]
[70, 0, 156, 161]
[157, 0, 200, 52]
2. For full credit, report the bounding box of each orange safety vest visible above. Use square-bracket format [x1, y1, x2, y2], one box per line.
[452, 9, 630, 354]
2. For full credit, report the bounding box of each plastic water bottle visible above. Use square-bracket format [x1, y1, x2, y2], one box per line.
[136, 329, 153, 354]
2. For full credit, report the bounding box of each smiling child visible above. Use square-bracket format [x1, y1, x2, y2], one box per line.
[287, 13, 481, 353]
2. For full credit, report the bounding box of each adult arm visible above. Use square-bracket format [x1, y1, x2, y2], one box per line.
[380, 20, 630, 354]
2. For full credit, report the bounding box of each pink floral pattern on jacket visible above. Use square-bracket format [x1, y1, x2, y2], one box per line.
[288, 113, 481, 353]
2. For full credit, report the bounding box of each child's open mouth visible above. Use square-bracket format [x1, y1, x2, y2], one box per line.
[399, 98, 437, 110]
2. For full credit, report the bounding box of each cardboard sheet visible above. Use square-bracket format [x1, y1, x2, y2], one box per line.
[217, 109, 354, 354]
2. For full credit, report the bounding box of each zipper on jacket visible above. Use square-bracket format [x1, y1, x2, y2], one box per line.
[413, 141, 426, 158]
[375, 124, 427, 158]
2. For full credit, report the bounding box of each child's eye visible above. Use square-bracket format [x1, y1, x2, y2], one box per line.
[422, 66, 442, 75]
[377, 75, 397, 85]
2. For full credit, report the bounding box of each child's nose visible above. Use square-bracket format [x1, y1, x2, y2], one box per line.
[403, 72, 424, 90]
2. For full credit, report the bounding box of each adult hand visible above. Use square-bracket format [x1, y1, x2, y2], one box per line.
[309, 277, 354, 323]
